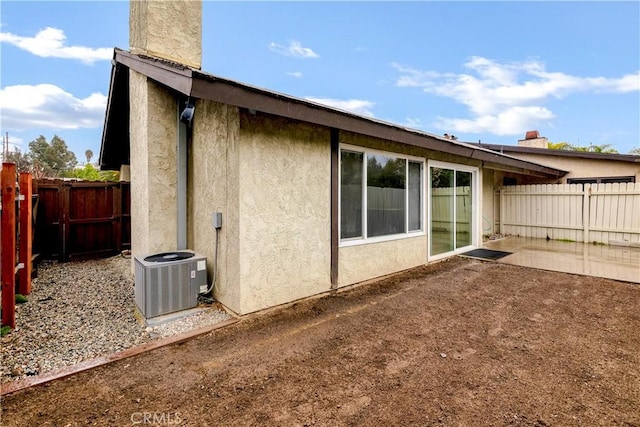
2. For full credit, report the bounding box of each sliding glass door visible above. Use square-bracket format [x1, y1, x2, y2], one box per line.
[429, 163, 476, 259]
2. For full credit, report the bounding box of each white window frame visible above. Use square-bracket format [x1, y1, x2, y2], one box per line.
[339, 144, 425, 247]
[427, 160, 479, 261]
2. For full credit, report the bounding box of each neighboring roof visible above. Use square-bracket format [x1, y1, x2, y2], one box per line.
[100, 48, 566, 179]
[469, 143, 640, 164]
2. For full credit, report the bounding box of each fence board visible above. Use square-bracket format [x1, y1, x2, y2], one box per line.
[18, 173, 32, 295]
[501, 183, 640, 244]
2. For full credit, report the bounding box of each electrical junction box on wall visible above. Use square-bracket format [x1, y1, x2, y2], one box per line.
[134, 251, 207, 319]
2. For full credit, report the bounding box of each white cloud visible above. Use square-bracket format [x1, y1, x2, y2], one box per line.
[305, 97, 376, 118]
[402, 118, 424, 129]
[287, 71, 303, 78]
[0, 84, 107, 131]
[269, 40, 319, 58]
[0, 27, 112, 64]
[435, 106, 555, 136]
[392, 57, 640, 135]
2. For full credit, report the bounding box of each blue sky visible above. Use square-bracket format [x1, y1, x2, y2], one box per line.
[1, 1, 639, 163]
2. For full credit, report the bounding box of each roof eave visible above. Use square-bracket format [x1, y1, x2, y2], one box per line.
[472, 143, 640, 163]
[99, 53, 130, 170]
[115, 48, 193, 95]
[101, 49, 567, 179]
[190, 72, 565, 178]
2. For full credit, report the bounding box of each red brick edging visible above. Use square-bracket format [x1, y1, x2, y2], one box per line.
[1, 318, 239, 396]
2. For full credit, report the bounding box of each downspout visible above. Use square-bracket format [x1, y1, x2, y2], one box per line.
[177, 98, 194, 250]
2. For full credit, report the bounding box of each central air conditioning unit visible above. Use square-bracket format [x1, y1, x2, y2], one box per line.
[134, 250, 208, 319]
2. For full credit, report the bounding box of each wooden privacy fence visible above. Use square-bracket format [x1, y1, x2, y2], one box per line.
[500, 182, 640, 245]
[431, 186, 472, 234]
[34, 179, 131, 261]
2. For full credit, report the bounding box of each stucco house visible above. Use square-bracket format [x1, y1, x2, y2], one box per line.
[100, 1, 567, 315]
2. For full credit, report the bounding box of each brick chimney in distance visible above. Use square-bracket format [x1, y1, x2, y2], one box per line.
[130, 0, 202, 69]
[517, 130, 548, 149]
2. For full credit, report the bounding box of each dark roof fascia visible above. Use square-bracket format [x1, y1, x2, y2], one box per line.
[99, 58, 130, 170]
[109, 49, 566, 178]
[99, 58, 119, 168]
[190, 71, 565, 178]
[115, 48, 193, 96]
[470, 143, 640, 163]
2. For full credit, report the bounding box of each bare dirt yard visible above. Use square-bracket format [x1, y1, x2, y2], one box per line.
[1, 257, 639, 426]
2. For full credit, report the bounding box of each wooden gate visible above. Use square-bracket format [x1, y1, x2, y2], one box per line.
[34, 180, 131, 261]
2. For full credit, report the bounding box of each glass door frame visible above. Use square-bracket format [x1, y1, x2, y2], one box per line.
[427, 160, 479, 261]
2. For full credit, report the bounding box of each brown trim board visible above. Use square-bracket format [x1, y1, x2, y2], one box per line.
[330, 128, 339, 289]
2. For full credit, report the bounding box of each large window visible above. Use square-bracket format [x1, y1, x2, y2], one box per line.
[340, 147, 423, 243]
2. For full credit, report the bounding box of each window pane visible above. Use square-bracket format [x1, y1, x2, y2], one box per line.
[455, 170, 472, 248]
[340, 151, 363, 239]
[430, 167, 454, 255]
[367, 154, 406, 237]
[408, 162, 422, 231]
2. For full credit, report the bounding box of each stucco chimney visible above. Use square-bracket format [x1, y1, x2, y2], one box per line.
[518, 130, 548, 149]
[130, 0, 202, 69]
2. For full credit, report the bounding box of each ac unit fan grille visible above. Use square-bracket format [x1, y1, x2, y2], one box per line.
[134, 252, 207, 319]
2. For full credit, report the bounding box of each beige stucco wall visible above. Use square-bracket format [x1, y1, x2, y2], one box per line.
[482, 168, 497, 235]
[340, 131, 483, 169]
[129, 0, 202, 69]
[236, 112, 332, 314]
[129, 72, 178, 262]
[339, 236, 427, 286]
[188, 100, 242, 312]
[119, 165, 131, 182]
[504, 153, 640, 183]
[186, 109, 499, 314]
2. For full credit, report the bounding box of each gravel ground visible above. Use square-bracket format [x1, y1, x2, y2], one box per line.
[1, 254, 231, 384]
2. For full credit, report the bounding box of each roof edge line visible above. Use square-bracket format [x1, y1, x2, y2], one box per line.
[115, 48, 194, 96]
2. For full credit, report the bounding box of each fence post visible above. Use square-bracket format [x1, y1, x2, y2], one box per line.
[1, 163, 17, 328]
[582, 184, 590, 244]
[57, 181, 71, 262]
[113, 183, 122, 252]
[499, 187, 506, 235]
[18, 173, 32, 295]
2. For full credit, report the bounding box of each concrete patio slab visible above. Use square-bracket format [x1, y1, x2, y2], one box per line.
[484, 236, 640, 284]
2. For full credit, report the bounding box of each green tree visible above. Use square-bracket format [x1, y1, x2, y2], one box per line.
[65, 163, 101, 181]
[547, 141, 572, 150]
[3, 148, 32, 173]
[630, 147, 640, 155]
[65, 163, 120, 182]
[575, 144, 618, 154]
[29, 135, 77, 178]
[98, 169, 120, 182]
[547, 141, 618, 154]
[85, 149, 94, 164]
